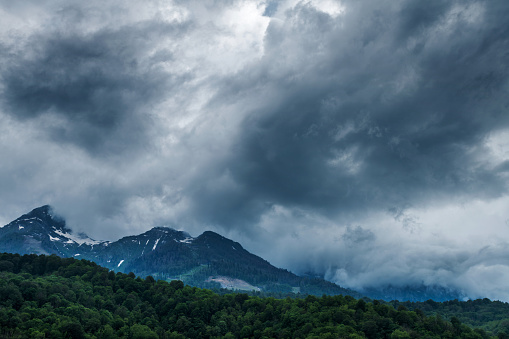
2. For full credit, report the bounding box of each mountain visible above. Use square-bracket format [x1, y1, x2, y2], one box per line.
[360, 284, 465, 302]
[0, 206, 466, 301]
[0, 205, 104, 257]
[0, 206, 363, 298]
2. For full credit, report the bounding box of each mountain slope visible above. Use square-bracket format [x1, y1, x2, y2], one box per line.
[0, 206, 362, 297]
[361, 284, 465, 302]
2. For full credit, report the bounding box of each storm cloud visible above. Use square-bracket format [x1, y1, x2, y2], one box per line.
[1, 14, 188, 154]
[218, 0, 509, 218]
[1, 0, 509, 300]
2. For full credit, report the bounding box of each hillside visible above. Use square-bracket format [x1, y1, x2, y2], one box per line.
[0, 253, 499, 338]
[359, 285, 465, 303]
[390, 299, 509, 336]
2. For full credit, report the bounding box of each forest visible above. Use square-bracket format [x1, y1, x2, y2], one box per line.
[0, 252, 507, 338]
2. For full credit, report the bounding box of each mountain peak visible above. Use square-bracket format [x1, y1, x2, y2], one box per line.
[199, 230, 236, 243]
[200, 230, 224, 238]
[33, 204, 51, 213]
[151, 226, 178, 232]
[7, 205, 68, 232]
[1, 205, 103, 250]
[21, 205, 51, 220]
[146, 226, 192, 239]
[196, 230, 245, 252]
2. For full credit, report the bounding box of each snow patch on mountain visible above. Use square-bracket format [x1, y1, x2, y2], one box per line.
[153, 238, 160, 251]
[20, 217, 40, 222]
[53, 229, 101, 245]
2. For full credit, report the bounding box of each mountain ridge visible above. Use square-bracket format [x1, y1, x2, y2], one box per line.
[0, 206, 466, 301]
[0, 205, 363, 298]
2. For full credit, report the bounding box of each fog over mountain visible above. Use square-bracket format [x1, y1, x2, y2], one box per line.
[1, 0, 508, 300]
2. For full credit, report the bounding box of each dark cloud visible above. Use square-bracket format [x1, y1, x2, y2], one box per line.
[190, 0, 509, 229]
[342, 226, 375, 244]
[397, 0, 454, 41]
[0, 19, 188, 155]
[262, 0, 278, 17]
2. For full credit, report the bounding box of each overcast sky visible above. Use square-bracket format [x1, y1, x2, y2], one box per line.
[1, 0, 509, 300]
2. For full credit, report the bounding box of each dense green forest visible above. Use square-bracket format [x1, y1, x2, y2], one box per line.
[390, 299, 509, 337]
[0, 253, 506, 338]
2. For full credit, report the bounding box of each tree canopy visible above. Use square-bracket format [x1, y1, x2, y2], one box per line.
[0, 253, 504, 338]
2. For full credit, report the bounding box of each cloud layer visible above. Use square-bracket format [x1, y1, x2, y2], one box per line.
[1, 0, 509, 300]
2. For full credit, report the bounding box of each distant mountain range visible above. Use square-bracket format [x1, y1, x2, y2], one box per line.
[0, 205, 363, 298]
[0, 205, 465, 301]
